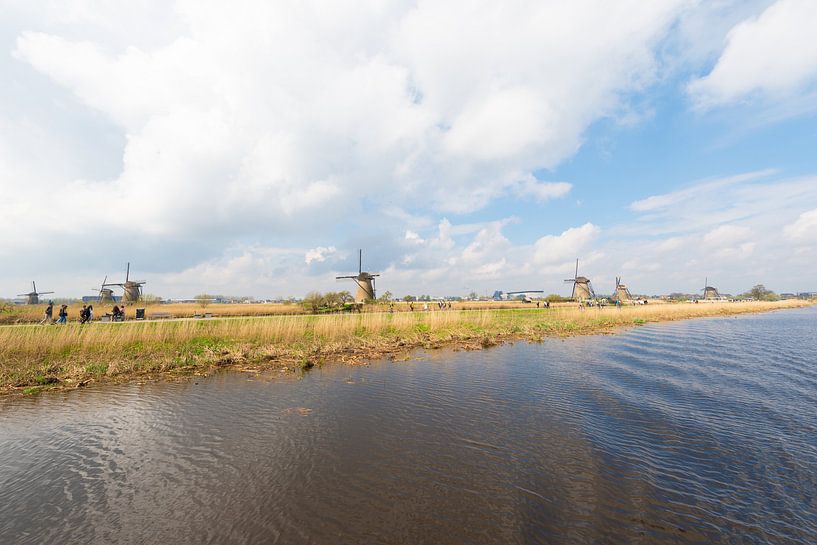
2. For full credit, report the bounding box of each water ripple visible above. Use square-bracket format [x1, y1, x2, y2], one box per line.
[1, 307, 816, 544]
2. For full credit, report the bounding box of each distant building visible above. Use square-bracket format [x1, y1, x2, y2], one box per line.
[779, 293, 797, 300]
[798, 292, 817, 299]
[82, 295, 121, 303]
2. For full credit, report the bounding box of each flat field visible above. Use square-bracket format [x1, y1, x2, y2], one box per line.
[1, 299, 810, 395]
[1, 299, 606, 324]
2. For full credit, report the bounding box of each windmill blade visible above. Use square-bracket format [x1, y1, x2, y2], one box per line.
[351, 277, 367, 293]
[372, 276, 377, 299]
[358, 249, 362, 275]
[336, 275, 358, 280]
[126, 262, 130, 282]
[39, 291, 55, 295]
[32, 281, 37, 293]
[574, 259, 579, 280]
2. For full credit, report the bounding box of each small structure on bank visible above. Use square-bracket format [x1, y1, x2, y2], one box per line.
[701, 277, 720, 300]
[501, 290, 544, 302]
[17, 281, 54, 305]
[104, 263, 146, 303]
[336, 249, 380, 304]
[564, 259, 595, 301]
[612, 277, 633, 303]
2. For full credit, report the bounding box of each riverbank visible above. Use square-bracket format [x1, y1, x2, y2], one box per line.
[1, 299, 562, 324]
[1, 300, 811, 395]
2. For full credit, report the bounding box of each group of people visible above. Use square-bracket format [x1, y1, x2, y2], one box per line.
[39, 302, 125, 324]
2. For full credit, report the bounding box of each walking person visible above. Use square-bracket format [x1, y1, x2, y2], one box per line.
[57, 304, 68, 324]
[40, 302, 54, 325]
[79, 305, 88, 324]
[87, 304, 94, 323]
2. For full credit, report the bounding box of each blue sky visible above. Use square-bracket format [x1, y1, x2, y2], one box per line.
[2, 0, 817, 299]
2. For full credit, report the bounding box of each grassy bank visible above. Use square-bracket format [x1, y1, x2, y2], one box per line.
[1, 299, 581, 324]
[1, 300, 810, 395]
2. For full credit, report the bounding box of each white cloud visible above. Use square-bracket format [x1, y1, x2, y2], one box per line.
[703, 224, 751, 247]
[87, 168, 817, 299]
[4, 2, 817, 299]
[533, 223, 601, 266]
[629, 169, 777, 212]
[305, 246, 337, 265]
[513, 176, 573, 203]
[688, 0, 817, 108]
[610, 172, 817, 294]
[4, 0, 688, 251]
[784, 208, 817, 240]
[404, 230, 424, 245]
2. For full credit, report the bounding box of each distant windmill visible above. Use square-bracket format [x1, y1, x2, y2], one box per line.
[336, 249, 380, 304]
[700, 277, 720, 300]
[564, 259, 595, 301]
[92, 276, 116, 303]
[612, 276, 633, 303]
[17, 281, 54, 305]
[104, 263, 146, 303]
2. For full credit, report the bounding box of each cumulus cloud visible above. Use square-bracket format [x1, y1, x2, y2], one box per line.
[702, 224, 751, 247]
[5, 1, 687, 249]
[4, 1, 817, 299]
[533, 223, 601, 266]
[138, 169, 817, 298]
[688, 0, 817, 108]
[513, 176, 573, 203]
[305, 246, 337, 265]
[784, 208, 817, 240]
[610, 172, 817, 294]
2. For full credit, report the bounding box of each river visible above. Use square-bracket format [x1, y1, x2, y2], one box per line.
[1, 307, 816, 544]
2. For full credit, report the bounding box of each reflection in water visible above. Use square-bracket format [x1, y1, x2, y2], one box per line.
[1, 307, 816, 544]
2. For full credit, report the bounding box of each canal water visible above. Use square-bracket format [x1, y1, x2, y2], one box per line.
[1, 307, 816, 544]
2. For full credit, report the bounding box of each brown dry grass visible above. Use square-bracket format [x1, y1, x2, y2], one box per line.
[3, 299, 584, 324]
[1, 299, 810, 395]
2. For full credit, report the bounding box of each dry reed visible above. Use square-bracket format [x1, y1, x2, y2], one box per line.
[1, 300, 810, 395]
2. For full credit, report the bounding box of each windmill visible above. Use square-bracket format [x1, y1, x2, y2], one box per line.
[17, 281, 54, 305]
[92, 276, 116, 303]
[700, 277, 720, 300]
[104, 263, 146, 303]
[612, 277, 633, 303]
[336, 249, 380, 304]
[564, 259, 595, 301]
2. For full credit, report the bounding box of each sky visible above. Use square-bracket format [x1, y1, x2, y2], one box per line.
[2, 0, 817, 300]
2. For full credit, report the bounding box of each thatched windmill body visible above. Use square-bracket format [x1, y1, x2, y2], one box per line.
[564, 259, 595, 301]
[17, 281, 54, 305]
[104, 263, 146, 303]
[613, 277, 633, 303]
[336, 250, 380, 304]
[701, 277, 720, 300]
